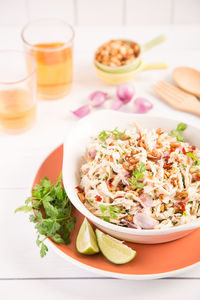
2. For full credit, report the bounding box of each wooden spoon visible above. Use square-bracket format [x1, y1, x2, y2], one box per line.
[173, 67, 200, 98]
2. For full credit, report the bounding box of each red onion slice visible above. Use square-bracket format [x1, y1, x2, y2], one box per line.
[121, 219, 138, 229]
[72, 105, 91, 118]
[133, 213, 158, 229]
[132, 97, 153, 114]
[139, 193, 153, 207]
[88, 149, 97, 159]
[89, 91, 107, 107]
[109, 99, 124, 110]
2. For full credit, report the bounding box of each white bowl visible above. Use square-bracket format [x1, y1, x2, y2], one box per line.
[63, 110, 200, 244]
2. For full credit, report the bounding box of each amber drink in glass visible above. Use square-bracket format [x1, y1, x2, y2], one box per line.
[0, 50, 36, 134]
[21, 19, 74, 100]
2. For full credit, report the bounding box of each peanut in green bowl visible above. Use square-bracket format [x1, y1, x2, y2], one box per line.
[94, 59, 168, 85]
[94, 35, 166, 74]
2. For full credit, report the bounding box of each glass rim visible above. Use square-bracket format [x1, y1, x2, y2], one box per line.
[0, 49, 37, 85]
[21, 18, 75, 51]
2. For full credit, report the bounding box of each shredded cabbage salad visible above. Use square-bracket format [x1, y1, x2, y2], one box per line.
[77, 123, 200, 230]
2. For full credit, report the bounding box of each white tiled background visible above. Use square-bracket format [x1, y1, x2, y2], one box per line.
[0, 0, 200, 26]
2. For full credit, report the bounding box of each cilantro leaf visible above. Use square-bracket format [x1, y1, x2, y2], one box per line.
[29, 215, 38, 223]
[99, 127, 128, 142]
[99, 204, 107, 214]
[52, 233, 64, 244]
[14, 205, 32, 213]
[25, 197, 32, 205]
[60, 224, 71, 245]
[186, 152, 199, 165]
[176, 135, 184, 142]
[129, 162, 146, 189]
[36, 235, 41, 246]
[108, 206, 121, 219]
[177, 123, 187, 131]
[99, 130, 108, 142]
[101, 216, 110, 222]
[170, 129, 179, 137]
[15, 173, 76, 258]
[170, 123, 187, 142]
[64, 217, 76, 233]
[40, 242, 48, 258]
[135, 182, 144, 189]
[105, 172, 109, 181]
[43, 200, 59, 218]
[34, 210, 43, 220]
[32, 199, 42, 209]
[109, 211, 117, 219]
[109, 206, 121, 213]
[110, 127, 126, 140]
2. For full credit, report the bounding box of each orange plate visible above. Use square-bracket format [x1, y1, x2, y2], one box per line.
[33, 145, 200, 279]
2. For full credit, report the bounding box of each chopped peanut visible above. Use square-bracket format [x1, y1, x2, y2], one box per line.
[95, 40, 140, 67]
[78, 192, 85, 203]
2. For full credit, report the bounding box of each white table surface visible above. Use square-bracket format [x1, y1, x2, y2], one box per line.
[0, 25, 200, 299]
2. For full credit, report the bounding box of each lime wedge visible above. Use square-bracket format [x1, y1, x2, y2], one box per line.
[76, 218, 100, 255]
[96, 229, 136, 264]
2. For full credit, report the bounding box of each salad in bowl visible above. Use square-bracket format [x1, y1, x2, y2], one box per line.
[63, 111, 200, 244]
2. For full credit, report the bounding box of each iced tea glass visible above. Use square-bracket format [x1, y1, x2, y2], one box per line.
[0, 50, 36, 134]
[21, 19, 74, 100]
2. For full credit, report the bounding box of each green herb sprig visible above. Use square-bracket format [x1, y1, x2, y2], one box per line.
[186, 152, 199, 165]
[99, 205, 121, 221]
[110, 127, 126, 140]
[15, 174, 76, 258]
[129, 162, 146, 189]
[98, 127, 128, 142]
[170, 123, 187, 142]
[99, 130, 109, 142]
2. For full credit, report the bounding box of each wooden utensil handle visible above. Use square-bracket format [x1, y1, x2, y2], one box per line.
[186, 102, 200, 116]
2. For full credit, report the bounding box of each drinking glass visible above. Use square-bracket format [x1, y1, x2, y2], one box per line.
[21, 19, 74, 100]
[0, 50, 36, 134]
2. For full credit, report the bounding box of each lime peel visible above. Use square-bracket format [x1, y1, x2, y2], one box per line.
[96, 229, 136, 264]
[76, 218, 100, 255]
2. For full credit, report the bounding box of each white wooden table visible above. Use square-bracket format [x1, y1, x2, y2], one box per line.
[0, 25, 200, 299]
